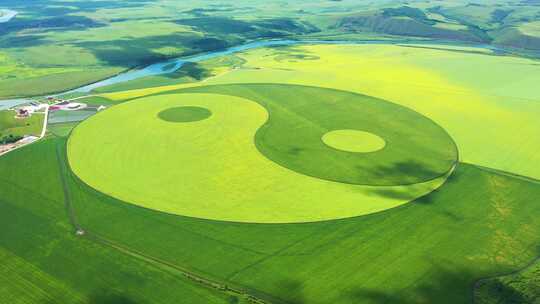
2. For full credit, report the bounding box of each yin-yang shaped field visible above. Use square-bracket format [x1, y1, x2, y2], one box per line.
[67, 84, 458, 223]
[4, 42, 540, 304]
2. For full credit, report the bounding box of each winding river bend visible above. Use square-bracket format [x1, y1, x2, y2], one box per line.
[66, 39, 299, 94]
[0, 9, 17, 23]
[0, 38, 505, 107]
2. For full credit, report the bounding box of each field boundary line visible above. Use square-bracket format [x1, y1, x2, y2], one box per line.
[65, 144, 278, 255]
[133, 82, 461, 187]
[82, 229, 287, 304]
[471, 253, 540, 304]
[225, 223, 330, 281]
[464, 162, 540, 185]
[54, 138, 288, 304]
[55, 140, 82, 231]
[468, 162, 540, 303]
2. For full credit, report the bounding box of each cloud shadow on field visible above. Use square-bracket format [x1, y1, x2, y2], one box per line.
[475, 279, 528, 304]
[442, 167, 462, 185]
[87, 290, 143, 304]
[175, 17, 255, 35]
[175, 16, 319, 39]
[271, 265, 514, 304]
[368, 188, 420, 201]
[0, 35, 49, 48]
[366, 160, 443, 182]
[39, 289, 144, 304]
[276, 280, 306, 304]
[4, 0, 155, 15]
[364, 165, 465, 222]
[0, 15, 106, 36]
[76, 34, 231, 68]
[342, 265, 478, 304]
[161, 62, 213, 81]
[287, 147, 306, 156]
[411, 188, 463, 222]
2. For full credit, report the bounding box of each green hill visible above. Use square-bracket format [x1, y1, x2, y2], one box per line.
[336, 15, 486, 43]
[492, 27, 540, 50]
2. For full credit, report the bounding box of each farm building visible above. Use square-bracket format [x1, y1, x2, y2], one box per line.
[16, 109, 29, 118]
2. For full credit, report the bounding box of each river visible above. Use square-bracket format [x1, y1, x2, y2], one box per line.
[66, 39, 299, 94]
[0, 9, 17, 23]
[0, 38, 504, 106]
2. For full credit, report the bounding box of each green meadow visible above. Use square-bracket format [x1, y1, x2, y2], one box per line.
[476, 259, 540, 303]
[1, 1, 540, 303]
[1, 0, 540, 98]
[49, 43, 540, 303]
[0, 138, 240, 304]
[3, 126, 539, 304]
[66, 42, 540, 303]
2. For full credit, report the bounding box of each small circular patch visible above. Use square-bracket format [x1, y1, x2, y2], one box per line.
[158, 106, 211, 122]
[322, 130, 386, 153]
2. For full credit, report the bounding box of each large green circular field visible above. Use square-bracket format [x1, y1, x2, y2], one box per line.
[68, 84, 457, 223]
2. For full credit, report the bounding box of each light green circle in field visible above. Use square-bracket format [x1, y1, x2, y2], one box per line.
[322, 130, 385, 153]
[158, 106, 211, 123]
[68, 91, 451, 223]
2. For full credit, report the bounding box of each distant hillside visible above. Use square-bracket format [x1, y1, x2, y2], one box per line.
[521, 0, 540, 5]
[492, 27, 540, 50]
[334, 6, 488, 43]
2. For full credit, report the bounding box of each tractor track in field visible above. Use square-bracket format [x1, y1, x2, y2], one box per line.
[53, 138, 287, 304]
[465, 162, 540, 185]
[54, 129, 540, 304]
[467, 163, 540, 304]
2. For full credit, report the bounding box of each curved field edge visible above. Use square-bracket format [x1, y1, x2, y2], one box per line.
[170, 83, 459, 186]
[3, 43, 539, 304]
[474, 256, 540, 304]
[54, 132, 540, 303]
[66, 87, 455, 223]
[0, 138, 241, 304]
[99, 43, 540, 182]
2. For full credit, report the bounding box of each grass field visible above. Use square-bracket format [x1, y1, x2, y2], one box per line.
[47, 122, 79, 137]
[0, 67, 123, 99]
[0, 138, 241, 304]
[475, 258, 540, 303]
[0, 0, 320, 98]
[2, 29, 540, 304]
[169, 84, 458, 185]
[100, 43, 540, 181]
[59, 42, 540, 302]
[1, 0, 539, 98]
[191, 44, 540, 181]
[92, 56, 246, 94]
[50, 133, 540, 303]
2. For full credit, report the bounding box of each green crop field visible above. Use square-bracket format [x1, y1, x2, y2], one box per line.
[0, 138, 242, 304]
[1, 0, 540, 98]
[1, 1, 540, 304]
[9, 121, 540, 304]
[67, 84, 456, 223]
[66, 43, 540, 303]
[44, 42, 540, 303]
